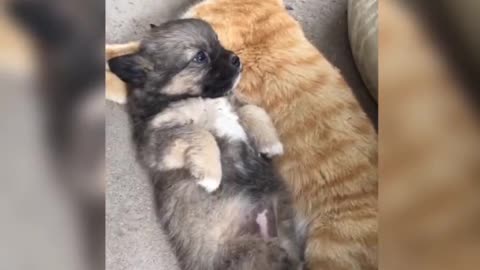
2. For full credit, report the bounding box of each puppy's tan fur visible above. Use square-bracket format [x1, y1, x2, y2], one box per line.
[161, 69, 206, 96]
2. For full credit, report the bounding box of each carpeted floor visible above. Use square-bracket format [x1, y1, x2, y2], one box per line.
[106, 1, 377, 269]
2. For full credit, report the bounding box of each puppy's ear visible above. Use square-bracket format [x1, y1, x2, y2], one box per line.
[108, 54, 152, 88]
[149, 23, 158, 29]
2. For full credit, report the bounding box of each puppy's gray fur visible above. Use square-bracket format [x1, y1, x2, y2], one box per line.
[109, 19, 305, 270]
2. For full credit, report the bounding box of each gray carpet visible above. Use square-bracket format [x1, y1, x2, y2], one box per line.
[106, 1, 376, 269]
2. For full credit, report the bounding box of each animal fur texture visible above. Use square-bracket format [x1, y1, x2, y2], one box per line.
[106, 1, 378, 269]
[108, 19, 304, 270]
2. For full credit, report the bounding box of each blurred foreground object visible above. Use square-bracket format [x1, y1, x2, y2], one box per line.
[1, 0, 104, 269]
[380, 1, 480, 270]
[0, 4, 34, 74]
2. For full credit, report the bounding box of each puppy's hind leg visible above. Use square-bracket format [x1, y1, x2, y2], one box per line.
[216, 236, 296, 270]
[274, 193, 307, 269]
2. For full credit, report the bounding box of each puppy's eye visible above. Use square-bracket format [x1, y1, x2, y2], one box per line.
[192, 51, 209, 64]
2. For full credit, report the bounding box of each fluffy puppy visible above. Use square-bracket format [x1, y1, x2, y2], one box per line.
[108, 22, 283, 192]
[109, 19, 304, 270]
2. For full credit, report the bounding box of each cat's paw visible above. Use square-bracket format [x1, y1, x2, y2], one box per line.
[259, 142, 284, 158]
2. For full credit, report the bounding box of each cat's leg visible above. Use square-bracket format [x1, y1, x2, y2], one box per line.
[106, 71, 128, 104]
[216, 236, 297, 270]
[236, 104, 284, 158]
[106, 42, 140, 60]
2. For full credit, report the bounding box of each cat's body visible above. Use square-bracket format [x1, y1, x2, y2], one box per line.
[183, 1, 378, 269]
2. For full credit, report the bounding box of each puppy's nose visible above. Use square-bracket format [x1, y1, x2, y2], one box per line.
[230, 54, 241, 68]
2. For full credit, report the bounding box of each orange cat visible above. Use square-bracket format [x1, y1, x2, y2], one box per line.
[106, 0, 378, 269]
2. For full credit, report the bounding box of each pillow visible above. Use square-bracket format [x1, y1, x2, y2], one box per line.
[348, 0, 378, 101]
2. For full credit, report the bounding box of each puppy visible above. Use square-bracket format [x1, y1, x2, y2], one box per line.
[109, 19, 304, 270]
[108, 21, 283, 193]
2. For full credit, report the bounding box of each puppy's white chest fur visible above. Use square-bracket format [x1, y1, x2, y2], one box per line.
[205, 98, 247, 142]
[151, 97, 248, 142]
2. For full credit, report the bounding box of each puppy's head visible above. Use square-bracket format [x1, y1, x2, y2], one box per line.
[108, 19, 242, 99]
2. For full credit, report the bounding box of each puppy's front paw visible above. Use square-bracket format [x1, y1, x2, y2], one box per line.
[197, 177, 221, 193]
[259, 142, 284, 158]
[191, 165, 222, 193]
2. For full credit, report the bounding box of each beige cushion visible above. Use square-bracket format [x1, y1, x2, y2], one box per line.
[348, 0, 378, 101]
